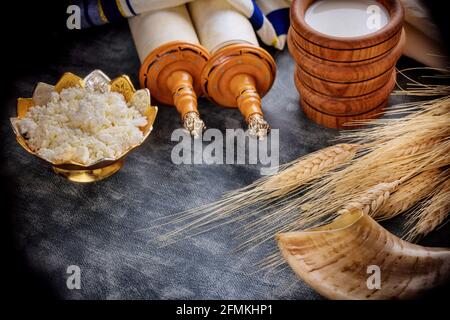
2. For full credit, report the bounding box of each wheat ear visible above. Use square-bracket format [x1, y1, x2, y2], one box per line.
[374, 169, 443, 220]
[337, 180, 402, 216]
[405, 179, 450, 241]
[224, 143, 359, 197]
[252, 143, 359, 196]
[393, 138, 441, 157]
[154, 96, 449, 260]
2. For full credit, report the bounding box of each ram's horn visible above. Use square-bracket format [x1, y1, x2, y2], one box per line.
[276, 210, 450, 299]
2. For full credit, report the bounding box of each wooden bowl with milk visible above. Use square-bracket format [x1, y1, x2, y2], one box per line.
[288, 0, 405, 128]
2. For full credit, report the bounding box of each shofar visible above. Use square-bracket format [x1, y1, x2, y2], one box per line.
[277, 209, 450, 299]
[129, 5, 210, 137]
[189, 0, 276, 138]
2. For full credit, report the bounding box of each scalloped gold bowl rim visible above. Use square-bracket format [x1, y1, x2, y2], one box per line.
[10, 70, 158, 171]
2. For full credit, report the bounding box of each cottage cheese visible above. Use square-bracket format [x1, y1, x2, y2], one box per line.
[14, 87, 148, 165]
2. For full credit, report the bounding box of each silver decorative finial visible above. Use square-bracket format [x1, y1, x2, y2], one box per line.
[247, 114, 270, 139]
[183, 112, 205, 138]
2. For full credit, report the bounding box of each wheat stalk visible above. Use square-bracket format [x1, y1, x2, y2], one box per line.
[337, 180, 401, 216]
[154, 95, 450, 269]
[244, 143, 359, 197]
[405, 179, 450, 241]
[392, 138, 441, 157]
[154, 143, 359, 242]
[340, 98, 450, 145]
[158, 135, 449, 250]
[393, 67, 450, 96]
[256, 173, 445, 270]
[374, 169, 443, 221]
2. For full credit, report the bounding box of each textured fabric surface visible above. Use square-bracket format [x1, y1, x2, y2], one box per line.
[2, 21, 449, 300]
[75, 0, 290, 50]
[227, 0, 290, 49]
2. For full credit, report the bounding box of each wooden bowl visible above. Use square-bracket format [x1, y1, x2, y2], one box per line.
[290, 0, 404, 62]
[295, 70, 396, 115]
[288, 28, 405, 82]
[296, 65, 395, 97]
[301, 98, 387, 129]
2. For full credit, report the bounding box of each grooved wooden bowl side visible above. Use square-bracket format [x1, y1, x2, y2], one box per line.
[301, 98, 387, 129]
[288, 28, 405, 82]
[296, 65, 395, 97]
[295, 70, 396, 115]
[290, 25, 403, 62]
[288, 0, 404, 128]
[288, 27, 403, 66]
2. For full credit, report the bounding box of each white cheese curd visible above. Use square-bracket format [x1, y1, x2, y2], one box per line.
[15, 87, 148, 165]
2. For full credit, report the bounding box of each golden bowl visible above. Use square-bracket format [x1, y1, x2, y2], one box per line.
[10, 70, 158, 183]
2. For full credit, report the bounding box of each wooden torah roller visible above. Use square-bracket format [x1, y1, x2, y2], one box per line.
[189, 0, 275, 138]
[129, 5, 211, 137]
[139, 41, 210, 112]
[138, 41, 210, 137]
[290, 0, 405, 62]
[201, 44, 275, 109]
[200, 43, 276, 119]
